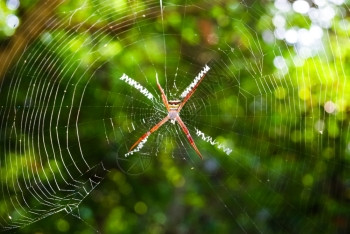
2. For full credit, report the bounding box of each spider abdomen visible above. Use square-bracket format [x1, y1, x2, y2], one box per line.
[168, 110, 178, 120]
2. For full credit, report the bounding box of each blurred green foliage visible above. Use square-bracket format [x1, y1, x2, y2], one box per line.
[1, 0, 350, 233]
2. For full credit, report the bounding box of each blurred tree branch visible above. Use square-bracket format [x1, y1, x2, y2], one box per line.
[0, 0, 63, 81]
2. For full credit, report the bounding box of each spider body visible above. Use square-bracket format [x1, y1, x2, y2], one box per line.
[168, 100, 181, 123]
[168, 100, 181, 110]
[128, 66, 210, 159]
[168, 110, 178, 123]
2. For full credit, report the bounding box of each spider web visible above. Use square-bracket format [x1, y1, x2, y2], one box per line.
[0, 0, 349, 233]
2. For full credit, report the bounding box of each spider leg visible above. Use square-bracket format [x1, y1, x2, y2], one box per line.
[176, 116, 203, 159]
[178, 65, 210, 112]
[156, 73, 169, 111]
[129, 116, 170, 152]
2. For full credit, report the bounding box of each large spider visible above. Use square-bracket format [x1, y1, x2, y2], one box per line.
[128, 65, 210, 159]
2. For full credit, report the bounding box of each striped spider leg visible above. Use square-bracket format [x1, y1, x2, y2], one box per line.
[128, 65, 210, 159]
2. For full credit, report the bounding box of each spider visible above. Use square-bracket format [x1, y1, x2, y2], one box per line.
[128, 65, 210, 159]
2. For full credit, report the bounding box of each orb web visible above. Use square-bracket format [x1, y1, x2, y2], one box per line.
[0, 0, 349, 232]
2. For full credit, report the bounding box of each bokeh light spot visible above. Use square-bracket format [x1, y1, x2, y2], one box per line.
[285, 28, 298, 44]
[302, 174, 314, 187]
[6, 0, 20, 10]
[6, 14, 19, 29]
[272, 14, 285, 28]
[274, 86, 286, 99]
[298, 87, 310, 101]
[56, 219, 70, 232]
[314, 120, 325, 134]
[274, 0, 291, 12]
[134, 201, 148, 215]
[293, 0, 310, 14]
[324, 101, 336, 114]
[273, 56, 287, 70]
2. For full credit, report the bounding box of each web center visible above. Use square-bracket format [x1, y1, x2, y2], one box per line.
[168, 110, 178, 121]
